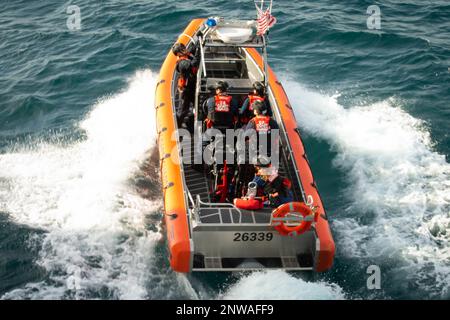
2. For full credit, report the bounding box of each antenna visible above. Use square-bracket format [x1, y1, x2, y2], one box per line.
[254, 0, 273, 15]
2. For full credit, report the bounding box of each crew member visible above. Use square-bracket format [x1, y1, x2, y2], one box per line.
[172, 43, 199, 74]
[251, 163, 294, 208]
[172, 43, 199, 126]
[239, 81, 271, 124]
[245, 100, 279, 158]
[205, 81, 238, 129]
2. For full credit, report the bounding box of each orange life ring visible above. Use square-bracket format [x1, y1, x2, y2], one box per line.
[272, 202, 315, 236]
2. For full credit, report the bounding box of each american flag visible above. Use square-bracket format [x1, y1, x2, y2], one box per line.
[256, 6, 277, 36]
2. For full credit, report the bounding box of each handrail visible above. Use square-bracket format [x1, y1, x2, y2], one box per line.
[267, 85, 307, 202]
[197, 197, 239, 208]
[187, 190, 196, 208]
[196, 195, 244, 224]
[199, 36, 207, 78]
[204, 43, 264, 48]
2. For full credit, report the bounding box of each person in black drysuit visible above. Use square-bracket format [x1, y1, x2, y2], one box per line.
[239, 81, 272, 124]
[205, 81, 239, 129]
[253, 167, 294, 207]
[245, 100, 279, 159]
[172, 42, 200, 128]
[251, 157, 294, 208]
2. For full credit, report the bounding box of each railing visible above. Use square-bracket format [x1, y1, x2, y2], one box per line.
[195, 195, 245, 224]
[268, 211, 315, 226]
[199, 36, 207, 78]
[266, 86, 308, 203]
[187, 190, 196, 209]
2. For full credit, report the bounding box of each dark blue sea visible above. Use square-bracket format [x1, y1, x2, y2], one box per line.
[0, 0, 449, 300]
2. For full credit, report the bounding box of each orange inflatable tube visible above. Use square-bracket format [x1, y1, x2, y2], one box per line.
[155, 19, 205, 272]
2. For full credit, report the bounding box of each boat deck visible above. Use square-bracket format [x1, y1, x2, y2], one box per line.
[179, 137, 296, 224]
[197, 206, 273, 224]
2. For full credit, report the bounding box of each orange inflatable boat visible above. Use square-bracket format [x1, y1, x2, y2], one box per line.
[155, 18, 335, 272]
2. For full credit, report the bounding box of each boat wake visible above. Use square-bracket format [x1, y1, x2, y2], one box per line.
[2, 69, 447, 300]
[0, 70, 196, 299]
[284, 78, 450, 299]
[0, 67, 346, 300]
[220, 270, 345, 300]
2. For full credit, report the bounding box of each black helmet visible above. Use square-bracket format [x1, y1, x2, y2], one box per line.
[172, 43, 186, 55]
[253, 81, 265, 96]
[215, 81, 229, 92]
[252, 100, 267, 114]
[176, 59, 191, 75]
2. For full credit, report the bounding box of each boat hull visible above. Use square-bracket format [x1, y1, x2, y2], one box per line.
[155, 18, 335, 273]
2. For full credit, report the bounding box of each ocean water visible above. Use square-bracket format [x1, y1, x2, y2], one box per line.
[0, 0, 449, 300]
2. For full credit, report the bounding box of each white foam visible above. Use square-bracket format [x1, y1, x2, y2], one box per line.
[0, 69, 187, 299]
[221, 270, 345, 300]
[283, 79, 450, 298]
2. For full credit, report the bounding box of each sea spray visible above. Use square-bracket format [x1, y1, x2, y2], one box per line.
[221, 270, 345, 300]
[284, 79, 450, 298]
[0, 70, 194, 299]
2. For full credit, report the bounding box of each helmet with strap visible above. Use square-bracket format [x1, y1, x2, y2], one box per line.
[253, 81, 266, 96]
[172, 43, 186, 56]
[215, 81, 229, 92]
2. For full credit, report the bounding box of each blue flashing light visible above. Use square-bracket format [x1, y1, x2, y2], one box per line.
[206, 18, 217, 27]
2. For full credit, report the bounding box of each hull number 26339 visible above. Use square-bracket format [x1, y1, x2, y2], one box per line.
[233, 232, 274, 242]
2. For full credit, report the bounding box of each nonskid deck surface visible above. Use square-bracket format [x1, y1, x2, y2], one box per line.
[198, 207, 273, 224]
[183, 164, 211, 203]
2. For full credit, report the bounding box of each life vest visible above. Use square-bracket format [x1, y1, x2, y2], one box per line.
[248, 95, 265, 111]
[176, 55, 198, 90]
[177, 55, 191, 64]
[254, 115, 271, 132]
[177, 77, 187, 90]
[214, 95, 232, 113]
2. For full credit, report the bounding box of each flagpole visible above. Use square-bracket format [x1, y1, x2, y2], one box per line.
[255, 0, 272, 89]
[263, 0, 270, 90]
[263, 35, 269, 90]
